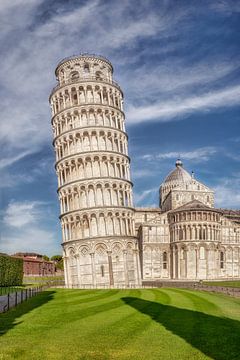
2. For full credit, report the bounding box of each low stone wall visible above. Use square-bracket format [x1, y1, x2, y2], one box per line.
[142, 280, 240, 297]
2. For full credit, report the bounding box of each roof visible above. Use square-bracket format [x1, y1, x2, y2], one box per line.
[218, 209, 240, 224]
[163, 160, 192, 185]
[135, 207, 161, 212]
[169, 200, 217, 213]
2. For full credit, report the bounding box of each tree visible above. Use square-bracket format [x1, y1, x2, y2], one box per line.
[51, 255, 62, 262]
[51, 255, 63, 271]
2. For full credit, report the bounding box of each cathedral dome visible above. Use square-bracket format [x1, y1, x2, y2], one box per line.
[163, 159, 192, 184]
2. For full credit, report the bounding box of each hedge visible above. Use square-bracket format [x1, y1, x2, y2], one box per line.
[0, 255, 23, 286]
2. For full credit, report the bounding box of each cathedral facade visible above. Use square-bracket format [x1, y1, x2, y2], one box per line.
[50, 54, 240, 287]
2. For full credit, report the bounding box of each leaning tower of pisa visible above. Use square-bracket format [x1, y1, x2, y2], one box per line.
[50, 54, 141, 288]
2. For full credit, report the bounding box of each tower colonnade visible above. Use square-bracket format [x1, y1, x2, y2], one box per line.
[50, 82, 123, 117]
[58, 180, 133, 213]
[54, 128, 128, 160]
[50, 54, 140, 288]
[52, 106, 126, 137]
[56, 153, 131, 187]
[168, 207, 222, 279]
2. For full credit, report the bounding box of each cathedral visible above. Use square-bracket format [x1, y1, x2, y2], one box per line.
[50, 54, 240, 287]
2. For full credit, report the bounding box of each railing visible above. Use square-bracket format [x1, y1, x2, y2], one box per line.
[0, 286, 44, 313]
[0, 280, 65, 313]
[50, 76, 122, 98]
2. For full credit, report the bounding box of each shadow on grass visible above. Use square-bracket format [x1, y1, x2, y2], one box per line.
[0, 290, 55, 336]
[122, 297, 240, 360]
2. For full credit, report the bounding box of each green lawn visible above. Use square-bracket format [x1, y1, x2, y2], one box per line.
[0, 288, 240, 360]
[203, 281, 240, 288]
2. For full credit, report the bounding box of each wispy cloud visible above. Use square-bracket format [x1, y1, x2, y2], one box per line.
[0, 1, 239, 256]
[211, 1, 240, 15]
[124, 60, 239, 101]
[142, 147, 218, 162]
[134, 187, 158, 206]
[3, 201, 46, 228]
[131, 169, 155, 178]
[215, 177, 240, 209]
[1, 200, 59, 255]
[0, 151, 33, 170]
[0, 228, 59, 255]
[127, 85, 240, 124]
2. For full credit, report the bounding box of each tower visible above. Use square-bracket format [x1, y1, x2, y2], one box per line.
[50, 54, 141, 288]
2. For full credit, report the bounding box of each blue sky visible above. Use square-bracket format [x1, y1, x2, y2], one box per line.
[0, 0, 239, 255]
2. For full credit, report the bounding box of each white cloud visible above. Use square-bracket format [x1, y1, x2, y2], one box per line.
[0, 0, 238, 161]
[131, 169, 155, 178]
[124, 60, 239, 102]
[3, 201, 45, 228]
[141, 147, 218, 162]
[0, 151, 33, 170]
[0, 173, 34, 189]
[0, 0, 175, 160]
[127, 85, 240, 124]
[134, 187, 159, 206]
[0, 228, 59, 256]
[215, 179, 240, 209]
[211, 1, 240, 14]
[1, 200, 60, 255]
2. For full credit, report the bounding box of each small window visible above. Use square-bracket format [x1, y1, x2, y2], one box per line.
[163, 252, 167, 269]
[70, 71, 79, 80]
[96, 71, 103, 80]
[220, 251, 224, 269]
[84, 63, 90, 73]
[101, 265, 104, 277]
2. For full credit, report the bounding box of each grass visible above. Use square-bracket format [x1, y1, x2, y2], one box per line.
[203, 281, 240, 288]
[0, 287, 26, 296]
[0, 288, 240, 360]
[0, 284, 51, 296]
[23, 275, 64, 283]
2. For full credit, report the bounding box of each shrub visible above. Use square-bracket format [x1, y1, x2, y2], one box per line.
[0, 255, 23, 286]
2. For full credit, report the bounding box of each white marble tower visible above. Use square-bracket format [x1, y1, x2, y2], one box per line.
[50, 54, 141, 288]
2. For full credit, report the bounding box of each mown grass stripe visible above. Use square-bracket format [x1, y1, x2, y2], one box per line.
[0, 288, 240, 360]
[163, 288, 224, 316]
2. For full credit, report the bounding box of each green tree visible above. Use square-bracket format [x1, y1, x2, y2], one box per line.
[51, 255, 62, 262]
[51, 255, 63, 271]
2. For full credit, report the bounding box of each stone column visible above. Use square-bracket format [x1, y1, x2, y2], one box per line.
[90, 252, 96, 288]
[133, 249, 141, 286]
[63, 256, 69, 288]
[107, 251, 114, 287]
[123, 250, 129, 287]
[75, 254, 81, 288]
[195, 247, 199, 279]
